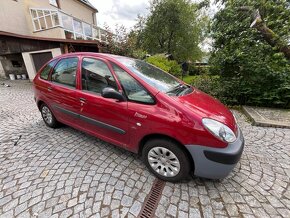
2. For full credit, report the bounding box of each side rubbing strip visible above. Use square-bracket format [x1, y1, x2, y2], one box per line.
[79, 115, 126, 135]
[54, 105, 79, 118]
[54, 105, 126, 135]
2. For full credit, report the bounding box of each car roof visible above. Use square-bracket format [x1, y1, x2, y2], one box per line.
[55, 52, 133, 62]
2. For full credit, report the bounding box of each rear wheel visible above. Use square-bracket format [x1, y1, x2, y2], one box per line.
[142, 139, 191, 182]
[40, 103, 59, 128]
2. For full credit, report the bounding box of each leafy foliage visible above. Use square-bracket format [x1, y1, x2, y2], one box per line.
[146, 54, 182, 76]
[210, 0, 290, 108]
[136, 0, 208, 62]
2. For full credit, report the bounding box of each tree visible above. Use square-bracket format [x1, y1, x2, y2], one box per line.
[239, 5, 290, 60]
[210, 0, 290, 108]
[103, 24, 136, 57]
[137, 0, 207, 61]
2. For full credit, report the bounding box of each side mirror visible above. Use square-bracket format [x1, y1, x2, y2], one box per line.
[101, 87, 125, 101]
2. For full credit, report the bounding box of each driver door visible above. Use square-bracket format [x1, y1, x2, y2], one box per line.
[75, 57, 129, 148]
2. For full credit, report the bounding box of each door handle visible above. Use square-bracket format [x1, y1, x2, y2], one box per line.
[47, 87, 53, 91]
[79, 97, 86, 103]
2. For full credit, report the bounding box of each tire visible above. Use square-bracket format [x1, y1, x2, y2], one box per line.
[40, 103, 59, 128]
[142, 138, 191, 182]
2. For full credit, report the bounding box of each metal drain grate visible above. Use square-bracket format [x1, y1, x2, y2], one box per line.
[138, 179, 166, 218]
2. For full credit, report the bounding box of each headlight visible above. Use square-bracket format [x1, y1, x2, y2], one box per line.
[202, 118, 237, 143]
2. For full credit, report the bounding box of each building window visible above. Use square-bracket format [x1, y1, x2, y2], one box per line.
[49, 0, 59, 7]
[73, 19, 82, 34]
[83, 23, 92, 37]
[11, 60, 22, 68]
[30, 9, 60, 31]
[61, 14, 73, 31]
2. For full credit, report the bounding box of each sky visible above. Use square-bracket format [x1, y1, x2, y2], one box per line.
[89, 0, 220, 51]
[90, 0, 150, 31]
[90, 0, 220, 31]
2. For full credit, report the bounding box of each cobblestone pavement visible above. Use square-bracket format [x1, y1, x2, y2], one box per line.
[0, 80, 289, 218]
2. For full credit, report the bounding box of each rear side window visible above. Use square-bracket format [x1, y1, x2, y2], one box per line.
[40, 59, 57, 80]
[112, 63, 154, 104]
[81, 58, 117, 94]
[51, 57, 78, 88]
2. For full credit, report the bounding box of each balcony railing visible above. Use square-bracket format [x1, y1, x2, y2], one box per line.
[30, 8, 108, 42]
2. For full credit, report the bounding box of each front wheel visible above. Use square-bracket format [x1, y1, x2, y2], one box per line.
[142, 139, 191, 182]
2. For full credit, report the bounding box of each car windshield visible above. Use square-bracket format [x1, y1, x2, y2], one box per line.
[115, 57, 182, 93]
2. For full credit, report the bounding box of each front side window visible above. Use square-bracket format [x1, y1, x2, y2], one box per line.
[115, 57, 181, 93]
[81, 58, 117, 94]
[112, 63, 154, 104]
[40, 59, 57, 80]
[51, 58, 78, 88]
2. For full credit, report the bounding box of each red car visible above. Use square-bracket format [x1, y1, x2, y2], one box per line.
[33, 53, 244, 182]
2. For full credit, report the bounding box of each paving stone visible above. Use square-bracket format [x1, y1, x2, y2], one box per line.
[121, 195, 133, 207]
[1, 80, 290, 218]
[167, 204, 177, 217]
[129, 201, 142, 217]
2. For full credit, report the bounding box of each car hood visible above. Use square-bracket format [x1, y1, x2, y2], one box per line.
[173, 89, 237, 132]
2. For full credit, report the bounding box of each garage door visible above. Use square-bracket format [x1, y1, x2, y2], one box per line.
[32, 52, 53, 72]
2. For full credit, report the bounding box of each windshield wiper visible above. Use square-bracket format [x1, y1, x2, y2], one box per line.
[166, 84, 188, 95]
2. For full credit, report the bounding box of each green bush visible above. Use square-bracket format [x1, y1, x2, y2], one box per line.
[191, 75, 222, 99]
[146, 54, 182, 76]
[209, 0, 290, 108]
[188, 65, 209, 75]
[188, 65, 199, 75]
[132, 49, 148, 60]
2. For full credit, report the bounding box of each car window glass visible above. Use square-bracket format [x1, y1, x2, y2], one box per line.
[112, 63, 154, 104]
[40, 59, 57, 80]
[51, 57, 78, 88]
[115, 57, 180, 93]
[81, 58, 117, 94]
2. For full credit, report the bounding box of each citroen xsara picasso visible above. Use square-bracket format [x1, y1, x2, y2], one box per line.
[33, 53, 244, 182]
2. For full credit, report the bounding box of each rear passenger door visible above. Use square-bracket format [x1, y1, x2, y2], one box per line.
[47, 57, 81, 126]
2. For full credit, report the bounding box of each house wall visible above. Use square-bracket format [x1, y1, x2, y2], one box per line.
[0, 60, 5, 78]
[0, 1, 31, 36]
[32, 27, 66, 39]
[59, 0, 96, 25]
[0, 54, 27, 77]
[0, 0, 96, 37]
[22, 48, 62, 80]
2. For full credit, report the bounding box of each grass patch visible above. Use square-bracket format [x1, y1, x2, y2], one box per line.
[182, 75, 199, 84]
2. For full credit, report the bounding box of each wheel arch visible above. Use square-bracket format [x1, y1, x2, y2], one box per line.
[37, 100, 45, 110]
[138, 133, 195, 171]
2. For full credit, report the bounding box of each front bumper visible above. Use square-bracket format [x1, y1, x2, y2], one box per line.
[185, 127, 244, 179]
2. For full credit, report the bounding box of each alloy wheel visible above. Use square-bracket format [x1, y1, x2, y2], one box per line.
[147, 146, 181, 177]
[42, 106, 53, 125]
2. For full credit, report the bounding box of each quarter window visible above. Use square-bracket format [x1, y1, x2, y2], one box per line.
[51, 58, 78, 88]
[81, 58, 117, 94]
[112, 64, 154, 104]
[40, 59, 57, 80]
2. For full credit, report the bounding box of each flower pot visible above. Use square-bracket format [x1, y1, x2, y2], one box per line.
[22, 74, 27, 80]
[16, 75, 22, 80]
[9, 74, 15, 80]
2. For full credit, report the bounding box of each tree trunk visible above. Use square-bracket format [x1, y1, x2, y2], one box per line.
[252, 18, 290, 60]
[167, 31, 174, 54]
[239, 7, 290, 60]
